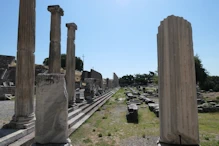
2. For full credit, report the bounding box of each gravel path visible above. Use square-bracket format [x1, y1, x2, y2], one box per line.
[0, 99, 36, 128]
[0, 100, 14, 128]
[120, 136, 159, 146]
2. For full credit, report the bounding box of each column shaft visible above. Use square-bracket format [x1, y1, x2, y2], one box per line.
[48, 5, 64, 73]
[13, 0, 36, 129]
[66, 23, 77, 105]
[157, 15, 199, 145]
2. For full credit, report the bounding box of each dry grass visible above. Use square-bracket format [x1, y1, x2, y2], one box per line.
[70, 88, 219, 146]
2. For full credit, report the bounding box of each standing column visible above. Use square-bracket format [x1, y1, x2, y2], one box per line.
[48, 5, 64, 73]
[157, 15, 199, 145]
[66, 23, 77, 106]
[12, 0, 36, 129]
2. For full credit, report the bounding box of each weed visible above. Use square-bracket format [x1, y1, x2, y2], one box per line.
[204, 136, 210, 141]
[83, 138, 92, 143]
[98, 133, 103, 137]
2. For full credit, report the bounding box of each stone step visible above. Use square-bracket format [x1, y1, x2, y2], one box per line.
[68, 102, 86, 113]
[8, 132, 34, 146]
[68, 91, 114, 128]
[68, 91, 113, 120]
[0, 126, 34, 146]
[68, 91, 110, 113]
[68, 90, 117, 135]
[5, 89, 119, 146]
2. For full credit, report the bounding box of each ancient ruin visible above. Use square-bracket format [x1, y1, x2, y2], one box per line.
[10, 0, 36, 129]
[65, 23, 77, 106]
[48, 5, 64, 73]
[1, 0, 218, 145]
[35, 74, 70, 145]
[113, 73, 119, 87]
[157, 15, 199, 145]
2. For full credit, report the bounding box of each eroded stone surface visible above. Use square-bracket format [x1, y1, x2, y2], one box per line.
[48, 5, 64, 73]
[157, 15, 199, 145]
[35, 74, 68, 144]
[10, 0, 36, 129]
[65, 23, 77, 105]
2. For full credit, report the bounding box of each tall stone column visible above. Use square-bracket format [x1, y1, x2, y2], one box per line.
[65, 23, 77, 106]
[157, 15, 199, 145]
[12, 0, 36, 129]
[48, 5, 64, 73]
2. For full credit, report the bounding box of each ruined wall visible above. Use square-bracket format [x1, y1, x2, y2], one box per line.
[82, 69, 103, 88]
[113, 73, 119, 87]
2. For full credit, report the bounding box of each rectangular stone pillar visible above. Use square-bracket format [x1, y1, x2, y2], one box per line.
[157, 15, 199, 145]
[10, 0, 36, 129]
[48, 5, 64, 73]
[66, 23, 77, 106]
[34, 74, 71, 145]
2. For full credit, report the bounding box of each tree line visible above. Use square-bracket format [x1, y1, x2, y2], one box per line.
[119, 55, 219, 92]
[43, 54, 84, 71]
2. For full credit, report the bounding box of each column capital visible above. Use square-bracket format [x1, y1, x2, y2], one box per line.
[48, 5, 64, 16]
[66, 23, 77, 30]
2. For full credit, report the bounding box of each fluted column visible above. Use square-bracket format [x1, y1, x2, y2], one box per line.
[12, 0, 36, 129]
[66, 23, 77, 106]
[48, 5, 64, 73]
[157, 15, 199, 145]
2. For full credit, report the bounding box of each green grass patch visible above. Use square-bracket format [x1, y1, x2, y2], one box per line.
[70, 88, 219, 146]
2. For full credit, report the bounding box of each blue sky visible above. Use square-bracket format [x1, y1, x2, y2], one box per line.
[0, 0, 218, 79]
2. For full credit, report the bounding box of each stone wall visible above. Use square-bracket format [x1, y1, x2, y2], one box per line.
[82, 69, 103, 88]
[113, 73, 119, 87]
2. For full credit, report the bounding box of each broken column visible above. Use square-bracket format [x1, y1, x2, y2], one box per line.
[48, 5, 64, 73]
[65, 23, 77, 106]
[11, 0, 36, 129]
[35, 74, 71, 145]
[33, 5, 71, 145]
[157, 15, 199, 145]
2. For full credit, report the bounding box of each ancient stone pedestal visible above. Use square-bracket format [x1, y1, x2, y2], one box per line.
[157, 15, 199, 145]
[65, 23, 77, 106]
[34, 74, 71, 145]
[48, 5, 64, 73]
[9, 0, 36, 129]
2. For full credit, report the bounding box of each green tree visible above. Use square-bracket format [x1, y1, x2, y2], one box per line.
[119, 75, 134, 86]
[43, 54, 84, 71]
[194, 54, 208, 85]
[134, 74, 148, 85]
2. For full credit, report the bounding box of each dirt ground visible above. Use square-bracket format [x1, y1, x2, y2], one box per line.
[202, 92, 219, 100]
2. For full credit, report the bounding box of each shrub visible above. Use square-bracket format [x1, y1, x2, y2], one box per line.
[204, 136, 210, 141]
[108, 133, 111, 136]
[102, 116, 107, 119]
[98, 133, 102, 137]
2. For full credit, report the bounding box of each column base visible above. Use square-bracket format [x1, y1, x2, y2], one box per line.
[33, 138, 72, 146]
[3, 114, 35, 129]
[157, 139, 199, 146]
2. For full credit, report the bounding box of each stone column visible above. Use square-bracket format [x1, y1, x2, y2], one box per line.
[11, 0, 36, 129]
[157, 15, 199, 145]
[48, 5, 64, 73]
[65, 23, 77, 106]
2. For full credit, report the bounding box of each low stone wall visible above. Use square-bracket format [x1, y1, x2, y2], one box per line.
[0, 86, 15, 100]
